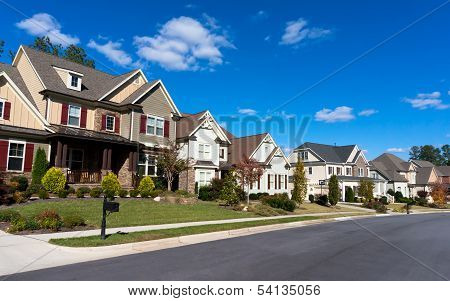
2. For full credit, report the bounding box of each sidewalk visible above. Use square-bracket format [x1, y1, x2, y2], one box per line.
[24, 211, 359, 241]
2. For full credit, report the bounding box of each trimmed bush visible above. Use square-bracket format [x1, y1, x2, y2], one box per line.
[138, 176, 155, 198]
[316, 195, 328, 206]
[63, 214, 86, 228]
[394, 191, 403, 202]
[415, 197, 428, 207]
[12, 191, 26, 203]
[248, 204, 288, 216]
[118, 189, 128, 198]
[67, 186, 76, 195]
[57, 189, 69, 198]
[363, 200, 387, 213]
[89, 187, 102, 198]
[38, 189, 49, 199]
[150, 189, 163, 198]
[345, 187, 355, 203]
[101, 172, 121, 198]
[42, 167, 66, 193]
[24, 183, 42, 198]
[417, 190, 428, 198]
[0, 209, 21, 222]
[10, 176, 28, 192]
[76, 187, 91, 198]
[308, 194, 315, 202]
[198, 185, 215, 201]
[387, 189, 395, 196]
[129, 189, 139, 198]
[261, 193, 296, 212]
[35, 209, 62, 231]
[380, 196, 388, 205]
[8, 216, 39, 232]
[209, 178, 224, 201]
[249, 193, 259, 200]
[31, 148, 48, 185]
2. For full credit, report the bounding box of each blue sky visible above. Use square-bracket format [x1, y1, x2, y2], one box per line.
[0, 0, 449, 159]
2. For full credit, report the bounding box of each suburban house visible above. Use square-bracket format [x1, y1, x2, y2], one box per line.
[409, 160, 441, 193]
[371, 153, 417, 198]
[288, 142, 385, 201]
[227, 133, 291, 195]
[0, 45, 181, 188]
[176, 110, 231, 192]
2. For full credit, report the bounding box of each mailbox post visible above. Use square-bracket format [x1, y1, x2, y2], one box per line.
[319, 180, 325, 196]
[100, 195, 120, 240]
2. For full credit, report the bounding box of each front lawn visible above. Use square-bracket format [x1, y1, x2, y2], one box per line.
[3, 200, 257, 228]
[50, 213, 363, 247]
[294, 202, 362, 214]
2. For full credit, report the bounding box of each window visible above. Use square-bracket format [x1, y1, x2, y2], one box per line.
[68, 105, 81, 127]
[328, 166, 333, 175]
[138, 153, 157, 176]
[308, 167, 313, 175]
[298, 151, 309, 161]
[269, 174, 274, 188]
[0, 99, 4, 119]
[199, 171, 212, 187]
[280, 174, 285, 189]
[7, 142, 25, 171]
[106, 115, 115, 131]
[219, 148, 225, 159]
[346, 167, 352, 176]
[146, 116, 164, 136]
[70, 75, 79, 88]
[66, 149, 83, 170]
[199, 144, 211, 160]
[358, 168, 364, 177]
[68, 73, 82, 91]
[336, 167, 342, 175]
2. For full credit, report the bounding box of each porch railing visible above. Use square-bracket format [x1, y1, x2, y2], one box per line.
[67, 170, 102, 184]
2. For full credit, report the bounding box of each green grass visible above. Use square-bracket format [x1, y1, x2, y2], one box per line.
[50, 213, 363, 247]
[2, 200, 256, 228]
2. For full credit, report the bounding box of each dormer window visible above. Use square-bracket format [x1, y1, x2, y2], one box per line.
[68, 73, 82, 91]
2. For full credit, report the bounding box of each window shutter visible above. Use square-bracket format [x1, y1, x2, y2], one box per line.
[101, 115, 106, 130]
[285, 175, 287, 189]
[80, 107, 87, 128]
[164, 120, 170, 138]
[115, 116, 120, 133]
[3, 102, 11, 120]
[24, 143, 34, 172]
[61, 103, 68, 125]
[0, 140, 8, 171]
[267, 174, 270, 190]
[257, 176, 260, 189]
[278, 175, 281, 190]
[140, 115, 147, 133]
[275, 174, 277, 189]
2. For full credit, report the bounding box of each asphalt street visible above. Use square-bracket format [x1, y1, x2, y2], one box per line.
[5, 213, 450, 280]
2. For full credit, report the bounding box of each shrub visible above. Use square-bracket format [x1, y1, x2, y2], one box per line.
[10, 176, 28, 192]
[35, 209, 62, 231]
[153, 177, 167, 191]
[12, 191, 26, 203]
[198, 185, 215, 201]
[102, 172, 121, 199]
[76, 187, 91, 198]
[138, 176, 154, 198]
[249, 193, 259, 200]
[261, 194, 296, 212]
[345, 187, 355, 203]
[363, 200, 387, 213]
[248, 204, 288, 217]
[150, 189, 163, 198]
[63, 214, 86, 228]
[328, 175, 340, 205]
[0, 209, 21, 222]
[42, 167, 66, 193]
[38, 189, 49, 199]
[417, 190, 428, 198]
[8, 216, 39, 232]
[31, 148, 48, 185]
[219, 173, 240, 205]
[57, 189, 69, 198]
[380, 196, 388, 205]
[236, 187, 246, 202]
[129, 189, 139, 198]
[394, 191, 403, 202]
[387, 189, 395, 196]
[89, 187, 103, 198]
[25, 183, 42, 198]
[316, 195, 329, 206]
[209, 178, 224, 201]
[175, 190, 190, 197]
[308, 194, 315, 203]
[67, 186, 76, 195]
[118, 189, 128, 198]
[415, 197, 428, 207]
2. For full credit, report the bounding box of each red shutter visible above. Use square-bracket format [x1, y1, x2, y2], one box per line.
[140, 115, 147, 133]
[115, 116, 120, 133]
[285, 175, 287, 189]
[0, 140, 8, 171]
[164, 120, 170, 138]
[24, 143, 34, 172]
[80, 107, 87, 128]
[61, 103, 68, 125]
[3, 102, 11, 120]
[101, 115, 106, 130]
[267, 174, 270, 190]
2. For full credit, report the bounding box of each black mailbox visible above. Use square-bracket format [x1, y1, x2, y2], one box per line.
[105, 201, 120, 213]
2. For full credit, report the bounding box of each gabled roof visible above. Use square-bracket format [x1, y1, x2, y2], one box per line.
[411, 159, 435, 168]
[228, 133, 268, 165]
[370, 160, 408, 182]
[436, 166, 450, 177]
[15, 46, 142, 102]
[373, 153, 411, 172]
[295, 142, 356, 163]
[176, 110, 229, 143]
[415, 167, 436, 185]
[0, 62, 36, 109]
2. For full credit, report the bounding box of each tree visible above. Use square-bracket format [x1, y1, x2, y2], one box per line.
[409, 146, 421, 160]
[442, 144, 450, 166]
[235, 156, 263, 205]
[409, 145, 445, 165]
[157, 141, 192, 191]
[220, 172, 240, 206]
[345, 186, 355, 203]
[359, 179, 374, 202]
[64, 45, 95, 68]
[30, 36, 62, 56]
[328, 175, 340, 206]
[430, 183, 447, 208]
[0, 40, 4, 57]
[292, 160, 307, 205]
[31, 148, 48, 185]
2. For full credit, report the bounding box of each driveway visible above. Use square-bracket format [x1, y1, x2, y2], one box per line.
[4, 213, 450, 280]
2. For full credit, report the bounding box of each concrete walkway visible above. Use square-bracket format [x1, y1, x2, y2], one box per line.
[24, 211, 359, 241]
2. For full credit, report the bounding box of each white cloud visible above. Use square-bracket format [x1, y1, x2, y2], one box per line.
[252, 10, 268, 21]
[386, 147, 408, 153]
[314, 106, 355, 123]
[358, 109, 378, 116]
[16, 13, 79, 46]
[134, 16, 235, 71]
[362, 149, 369, 154]
[404, 91, 449, 110]
[238, 108, 257, 115]
[87, 40, 133, 67]
[264, 35, 271, 41]
[280, 18, 331, 46]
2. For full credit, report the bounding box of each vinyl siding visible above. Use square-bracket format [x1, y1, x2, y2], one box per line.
[105, 73, 145, 103]
[47, 98, 95, 130]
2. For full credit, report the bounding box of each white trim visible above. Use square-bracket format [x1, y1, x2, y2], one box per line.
[97, 69, 145, 101]
[0, 98, 5, 119]
[45, 97, 51, 120]
[47, 143, 52, 162]
[12, 46, 47, 89]
[52, 66, 84, 77]
[188, 110, 231, 144]
[67, 104, 81, 127]
[0, 72, 50, 126]
[67, 73, 82, 91]
[130, 110, 134, 141]
[105, 114, 115, 132]
[6, 140, 26, 172]
[145, 114, 164, 137]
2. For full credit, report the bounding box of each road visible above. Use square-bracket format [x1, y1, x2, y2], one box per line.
[4, 213, 450, 281]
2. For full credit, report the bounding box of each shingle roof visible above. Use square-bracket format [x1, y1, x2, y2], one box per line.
[21, 46, 138, 101]
[228, 133, 268, 165]
[176, 111, 208, 139]
[371, 153, 410, 182]
[296, 142, 356, 163]
[415, 167, 434, 185]
[49, 125, 134, 145]
[121, 80, 159, 105]
[0, 62, 37, 109]
[436, 166, 450, 177]
[411, 159, 435, 168]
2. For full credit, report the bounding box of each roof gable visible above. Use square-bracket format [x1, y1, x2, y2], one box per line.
[296, 142, 356, 163]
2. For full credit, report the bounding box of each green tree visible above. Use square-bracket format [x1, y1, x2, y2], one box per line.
[30, 36, 62, 56]
[64, 45, 95, 68]
[409, 146, 420, 160]
[359, 179, 374, 202]
[219, 172, 239, 206]
[441, 144, 450, 166]
[409, 145, 445, 165]
[0, 40, 4, 57]
[328, 175, 340, 206]
[345, 186, 355, 203]
[157, 141, 192, 191]
[31, 148, 48, 185]
[292, 160, 307, 205]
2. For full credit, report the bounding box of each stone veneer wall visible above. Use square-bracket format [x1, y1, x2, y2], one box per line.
[116, 152, 133, 188]
[179, 168, 196, 193]
[94, 108, 121, 133]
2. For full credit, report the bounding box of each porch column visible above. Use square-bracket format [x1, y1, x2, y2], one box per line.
[61, 144, 68, 168]
[55, 141, 62, 167]
[107, 148, 112, 170]
[102, 149, 108, 170]
[128, 152, 134, 172]
[341, 183, 346, 202]
[133, 152, 138, 172]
